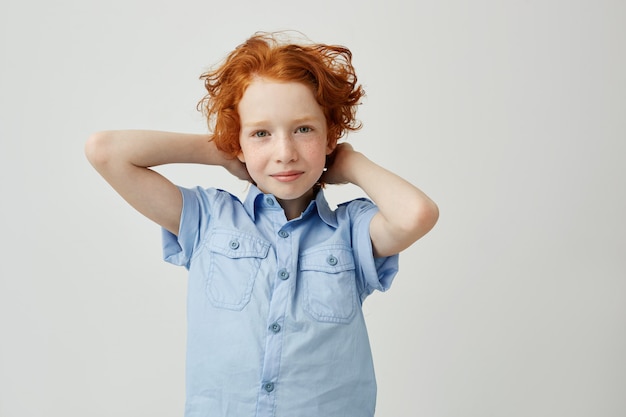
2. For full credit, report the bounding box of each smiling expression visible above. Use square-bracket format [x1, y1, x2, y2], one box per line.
[237, 77, 334, 218]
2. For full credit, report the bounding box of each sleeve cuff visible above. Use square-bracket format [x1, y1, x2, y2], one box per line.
[162, 186, 201, 269]
[353, 205, 399, 300]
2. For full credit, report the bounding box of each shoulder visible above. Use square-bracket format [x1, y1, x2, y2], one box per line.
[314, 191, 376, 228]
[336, 197, 377, 219]
[181, 186, 242, 206]
[328, 197, 379, 236]
[178, 186, 247, 226]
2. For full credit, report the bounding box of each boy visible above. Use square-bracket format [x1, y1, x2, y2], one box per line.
[85, 32, 438, 417]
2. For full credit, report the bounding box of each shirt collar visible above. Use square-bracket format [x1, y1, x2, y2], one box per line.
[243, 185, 338, 228]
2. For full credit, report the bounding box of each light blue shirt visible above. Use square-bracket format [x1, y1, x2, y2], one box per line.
[162, 185, 399, 417]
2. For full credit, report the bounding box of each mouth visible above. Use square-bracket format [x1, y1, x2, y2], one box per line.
[271, 171, 304, 182]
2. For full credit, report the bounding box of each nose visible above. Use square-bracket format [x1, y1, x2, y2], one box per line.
[275, 133, 297, 163]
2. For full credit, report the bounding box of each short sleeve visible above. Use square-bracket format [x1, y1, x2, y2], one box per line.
[347, 199, 399, 301]
[162, 186, 219, 269]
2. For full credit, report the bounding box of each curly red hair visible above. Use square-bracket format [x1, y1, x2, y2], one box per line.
[198, 32, 365, 157]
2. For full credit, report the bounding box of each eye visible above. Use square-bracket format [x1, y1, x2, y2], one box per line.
[296, 126, 312, 134]
[253, 130, 269, 138]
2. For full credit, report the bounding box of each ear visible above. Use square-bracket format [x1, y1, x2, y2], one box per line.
[237, 150, 246, 163]
[326, 138, 337, 155]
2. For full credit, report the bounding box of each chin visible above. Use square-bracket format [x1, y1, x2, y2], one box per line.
[275, 186, 316, 200]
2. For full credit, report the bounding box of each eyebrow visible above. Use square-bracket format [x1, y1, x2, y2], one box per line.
[241, 117, 322, 128]
[240, 121, 269, 129]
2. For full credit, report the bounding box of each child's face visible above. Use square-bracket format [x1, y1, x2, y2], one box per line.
[237, 77, 333, 214]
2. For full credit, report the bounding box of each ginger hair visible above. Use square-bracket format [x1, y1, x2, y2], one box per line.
[197, 32, 365, 157]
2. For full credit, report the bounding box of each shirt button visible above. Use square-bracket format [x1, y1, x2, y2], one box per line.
[229, 239, 240, 250]
[278, 230, 289, 238]
[327, 255, 338, 266]
[278, 269, 290, 280]
[263, 382, 275, 393]
[269, 322, 281, 333]
[265, 197, 274, 206]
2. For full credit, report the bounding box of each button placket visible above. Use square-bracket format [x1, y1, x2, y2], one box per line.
[258, 224, 291, 409]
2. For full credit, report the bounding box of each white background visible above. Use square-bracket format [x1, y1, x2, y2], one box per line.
[1, 0, 625, 416]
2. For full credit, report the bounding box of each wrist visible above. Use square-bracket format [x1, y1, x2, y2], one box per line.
[341, 150, 368, 185]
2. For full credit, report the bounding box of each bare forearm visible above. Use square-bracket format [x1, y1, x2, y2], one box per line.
[84, 130, 241, 235]
[85, 130, 225, 168]
[342, 151, 439, 256]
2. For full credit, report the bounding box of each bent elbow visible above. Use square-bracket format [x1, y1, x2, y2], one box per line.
[423, 199, 439, 234]
[84, 131, 114, 169]
[408, 198, 439, 240]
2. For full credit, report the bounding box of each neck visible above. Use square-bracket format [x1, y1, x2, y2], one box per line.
[277, 188, 316, 220]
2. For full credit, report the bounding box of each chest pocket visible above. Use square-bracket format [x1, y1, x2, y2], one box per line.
[300, 246, 357, 324]
[205, 230, 269, 311]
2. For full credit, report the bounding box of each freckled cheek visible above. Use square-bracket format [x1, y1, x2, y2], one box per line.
[242, 153, 264, 173]
[303, 144, 329, 164]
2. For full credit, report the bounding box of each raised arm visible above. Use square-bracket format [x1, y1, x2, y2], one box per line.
[84, 130, 249, 235]
[323, 143, 439, 258]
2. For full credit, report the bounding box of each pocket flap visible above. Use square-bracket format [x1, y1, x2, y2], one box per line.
[300, 246, 355, 273]
[208, 230, 270, 259]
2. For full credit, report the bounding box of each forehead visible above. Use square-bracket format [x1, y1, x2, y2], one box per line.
[238, 78, 325, 124]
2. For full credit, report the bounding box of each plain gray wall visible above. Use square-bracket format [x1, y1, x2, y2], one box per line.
[1, 0, 624, 416]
